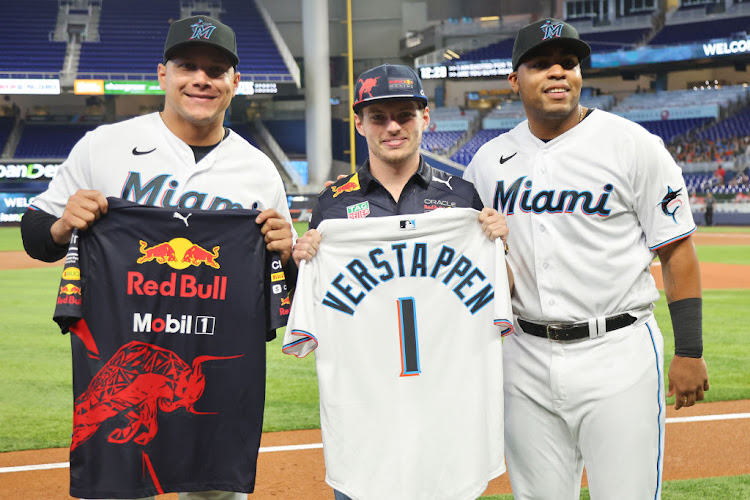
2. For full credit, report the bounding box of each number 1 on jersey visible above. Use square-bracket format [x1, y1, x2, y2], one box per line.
[397, 297, 420, 376]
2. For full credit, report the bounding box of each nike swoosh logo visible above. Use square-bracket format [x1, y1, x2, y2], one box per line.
[132, 147, 156, 156]
[499, 152, 517, 164]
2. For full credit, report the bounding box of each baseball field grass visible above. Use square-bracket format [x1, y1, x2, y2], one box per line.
[2, 225, 749, 499]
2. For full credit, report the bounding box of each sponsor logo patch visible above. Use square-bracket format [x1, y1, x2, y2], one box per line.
[62, 267, 81, 280]
[137, 238, 220, 269]
[331, 173, 361, 198]
[346, 201, 370, 219]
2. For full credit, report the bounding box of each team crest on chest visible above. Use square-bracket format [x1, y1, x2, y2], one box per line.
[346, 201, 370, 219]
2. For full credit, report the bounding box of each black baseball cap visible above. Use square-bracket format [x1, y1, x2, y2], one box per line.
[511, 18, 590, 71]
[353, 64, 428, 112]
[164, 15, 239, 66]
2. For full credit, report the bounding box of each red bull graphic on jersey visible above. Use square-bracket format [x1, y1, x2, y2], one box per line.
[71, 341, 242, 451]
[60, 283, 82, 295]
[331, 173, 361, 198]
[138, 238, 220, 269]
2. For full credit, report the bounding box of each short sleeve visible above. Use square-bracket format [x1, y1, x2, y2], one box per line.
[282, 260, 319, 357]
[631, 133, 696, 250]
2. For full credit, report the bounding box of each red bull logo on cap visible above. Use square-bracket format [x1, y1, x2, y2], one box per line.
[137, 238, 220, 269]
[331, 173, 361, 198]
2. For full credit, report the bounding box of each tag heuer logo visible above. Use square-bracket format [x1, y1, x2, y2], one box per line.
[346, 201, 370, 219]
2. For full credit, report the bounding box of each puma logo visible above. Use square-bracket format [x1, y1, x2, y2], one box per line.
[432, 176, 453, 190]
[173, 212, 192, 227]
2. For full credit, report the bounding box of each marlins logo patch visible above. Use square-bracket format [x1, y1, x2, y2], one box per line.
[659, 186, 683, 223]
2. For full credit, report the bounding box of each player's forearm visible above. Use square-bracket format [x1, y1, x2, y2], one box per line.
[656, 236, 701, 303]
[21, 209, 69, 262]
[657, 236, 703, 358]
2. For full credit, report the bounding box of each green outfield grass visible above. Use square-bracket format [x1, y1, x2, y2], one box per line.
[1, 225, 749, 498]
[697, 225, 750, 234]
[696, 245, 750, 266]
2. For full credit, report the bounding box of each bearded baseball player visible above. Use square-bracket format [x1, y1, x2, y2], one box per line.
[21, 15, 294, 500]
[463, 19, 709, 500]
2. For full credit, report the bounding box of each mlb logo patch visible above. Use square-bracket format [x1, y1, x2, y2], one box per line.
[347, 201, 370, 219]
[399, 219, 416, 230]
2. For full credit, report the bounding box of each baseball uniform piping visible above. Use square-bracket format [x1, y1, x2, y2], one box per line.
[649, 226, 697, 250]
[282, 330, 318, 357]
[646, 322, 664, 500]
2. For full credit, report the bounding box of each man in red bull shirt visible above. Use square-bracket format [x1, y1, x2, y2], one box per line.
[20, 14, 294, 500]
[291, 63, 513, 500]
[293, 63, 511, 265]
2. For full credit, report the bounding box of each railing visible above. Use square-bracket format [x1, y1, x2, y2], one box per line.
[253, 118, 304, 189]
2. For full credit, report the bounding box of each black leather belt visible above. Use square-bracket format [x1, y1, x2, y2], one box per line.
[518, 313, 636, 342]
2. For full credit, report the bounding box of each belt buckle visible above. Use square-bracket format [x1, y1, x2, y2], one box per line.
[545, 323, 565, 341]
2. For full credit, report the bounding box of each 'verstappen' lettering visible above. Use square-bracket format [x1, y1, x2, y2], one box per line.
[322, 241, 494, 315]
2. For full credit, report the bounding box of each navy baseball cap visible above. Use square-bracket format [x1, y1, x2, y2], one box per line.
[164, 15, 239, 66]
[353, 64, 428, 112]
[511, 18, 590, 71]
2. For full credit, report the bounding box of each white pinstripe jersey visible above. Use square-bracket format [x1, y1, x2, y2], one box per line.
[283, 208, 512, 500]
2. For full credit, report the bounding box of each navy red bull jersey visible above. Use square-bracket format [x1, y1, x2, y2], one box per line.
[53, 198, 290, 498]
[309, 157, 483, 229]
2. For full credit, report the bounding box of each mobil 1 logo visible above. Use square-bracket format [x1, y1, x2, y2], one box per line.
[133, 312, 216, 335]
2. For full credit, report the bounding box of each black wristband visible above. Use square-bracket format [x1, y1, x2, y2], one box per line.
[668, 297, 703, 358]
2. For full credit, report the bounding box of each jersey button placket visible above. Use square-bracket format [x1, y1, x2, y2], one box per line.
[532, 152, 557, 318]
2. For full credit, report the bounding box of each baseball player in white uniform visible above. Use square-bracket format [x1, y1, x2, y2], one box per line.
[284, 208, 513, 500]
[463, 19, 709, 500]
[22, 15, 294, 500]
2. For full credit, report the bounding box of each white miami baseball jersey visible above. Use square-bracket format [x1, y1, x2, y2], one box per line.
[283, 208, 513, 500]
[464, 109, 696, 322]
[30, 112, 292, 223]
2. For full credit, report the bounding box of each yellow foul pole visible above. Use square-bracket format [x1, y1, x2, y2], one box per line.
[346, 0, 356, 173]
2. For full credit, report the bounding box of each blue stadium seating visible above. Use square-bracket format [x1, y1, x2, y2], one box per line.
[451, 129, 507, 166]
[421, 130, 464, 154]
[221, 0, 292, 79]
[77, 0, 179, 77]
[15, 123, 97, 159]
[649, 15, 750, 45]
[460, 38, 514, 62]
[0, 1, 66, 73]
[638, 117, 711, 143]
[699, 106, 750, 141]
[0, 117, 14, 153]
